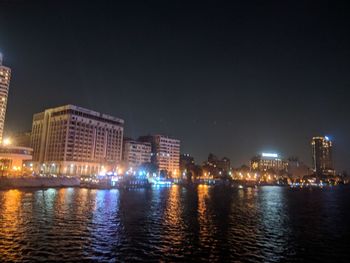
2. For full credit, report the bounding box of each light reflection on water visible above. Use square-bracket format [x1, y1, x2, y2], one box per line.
[0, 186, 349, 262]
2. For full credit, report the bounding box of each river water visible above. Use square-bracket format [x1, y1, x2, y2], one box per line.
[0, 185, 349, 262]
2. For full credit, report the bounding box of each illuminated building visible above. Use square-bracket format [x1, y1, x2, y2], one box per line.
[122, 138, 151, 169]
[250, 152, 287, 172]
[30, 105, 124, 175]
[139, 134, 180, 176]
[0, 53, 11, 143]
[0, 146, 33, 176]
[311, 136, 334, 175]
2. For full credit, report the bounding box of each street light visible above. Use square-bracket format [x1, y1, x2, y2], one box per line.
[2, 137, 12, 146]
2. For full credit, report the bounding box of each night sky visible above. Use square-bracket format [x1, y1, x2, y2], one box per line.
[0, 1, 349, 171]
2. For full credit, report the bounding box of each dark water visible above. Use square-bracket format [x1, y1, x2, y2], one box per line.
[0, 186, 350, 262]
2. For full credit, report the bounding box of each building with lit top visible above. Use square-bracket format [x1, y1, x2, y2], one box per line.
[311, 136, 334, 176]
[139, 134, 180, 176]
[122, 138, 152, 169]
[30, 105, 124, 175]
[0, 53, 11, 143]
[250, 152, 287, 172]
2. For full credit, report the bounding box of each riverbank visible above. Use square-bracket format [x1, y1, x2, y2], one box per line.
[0, 176, 80, 189]
[0, 176, 346, 190]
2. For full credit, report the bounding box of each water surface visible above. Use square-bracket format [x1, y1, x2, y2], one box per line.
[0, 186, 349, 262]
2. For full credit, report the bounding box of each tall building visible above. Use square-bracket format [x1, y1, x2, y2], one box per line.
[0, 53, 11, 142]
[122, 138, 152, 169]
[250, 152, 287, 172]
[311, 136, 334, 175]
[139, 134, 180, 176]
[30, 105, 124, 175]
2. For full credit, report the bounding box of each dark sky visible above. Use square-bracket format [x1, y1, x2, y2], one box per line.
[0, 0, 349, 171]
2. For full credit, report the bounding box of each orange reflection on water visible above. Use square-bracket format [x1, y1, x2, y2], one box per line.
[0, 190, 22, 230]
[198, 184, 209, 216]
[0, 190, 22, 260]
[161, 185, 185, 254]
[197, 185, 212, 245]
[164, 185, 182, 227]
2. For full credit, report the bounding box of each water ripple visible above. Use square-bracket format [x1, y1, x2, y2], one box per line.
[0, 186, 350, 262]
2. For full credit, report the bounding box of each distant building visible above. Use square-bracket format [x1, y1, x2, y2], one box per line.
[311, 136, 335, 175]
[122, 138, 152, 169]
[251, 152, 287, 172]
[207, 153, 231, 172]
[139, 134, 180, 176]
[202, 153, 231, 178]
[12, 131, 32, 147]
[0, 53, 11, 142]
[30, 105, 124, 175]
[286, 157, 312, 180]
[180, 153, 195, 171]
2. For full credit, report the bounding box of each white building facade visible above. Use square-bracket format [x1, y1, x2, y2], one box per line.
[122, 139, 152, 169]
[140, 134, 180, 176]
[31, 105, 124, 175]
[0, 53, 11, 142]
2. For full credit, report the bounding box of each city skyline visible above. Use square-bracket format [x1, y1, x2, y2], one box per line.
[0, 56, 341, 174]
[1, 2, 350, 263]
[1, 1, 349, 171]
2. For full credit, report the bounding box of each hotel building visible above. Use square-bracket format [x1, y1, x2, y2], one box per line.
[139, 134, 180, 176]
[251, 153, 287, 172]
[122, 138, 152, 169]
[0, 53, 11, 142]
[311, 136, 334, 176]
[31, 105, 124, 175]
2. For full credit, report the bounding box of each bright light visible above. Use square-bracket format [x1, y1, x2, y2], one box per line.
[262, 153, 278, 158]
[99, 166, 107, 176]
[2, 137, 12, 146]
[325, 136, 330, 141]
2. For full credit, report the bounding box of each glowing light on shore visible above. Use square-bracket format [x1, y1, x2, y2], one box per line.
[2, 137, 12, 146]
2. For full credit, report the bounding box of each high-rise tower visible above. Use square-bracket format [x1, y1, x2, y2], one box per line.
[311, 136, 334, 176]
[0, 53, 11, 142]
